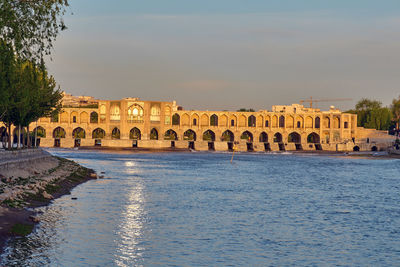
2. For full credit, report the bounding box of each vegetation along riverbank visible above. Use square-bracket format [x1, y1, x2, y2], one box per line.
[0, 149, 97, 255]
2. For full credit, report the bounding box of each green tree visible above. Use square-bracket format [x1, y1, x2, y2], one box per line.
[346, 98, 392, 130]
[237, 108, 255, 112]
[364, 107, 392, 130]
[0, 40, 17, 149]
[0, 44, 62, 149]
[16, 62, 62, 147]
[0, 0, 69, 62]
[391, 96, 400, 133]
[354, 98, 382, 127]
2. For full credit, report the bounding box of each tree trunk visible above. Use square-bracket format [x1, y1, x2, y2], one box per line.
[34, 123, 37, 147]
[7, 124, 11, 150]
[27, 125, 30, 148]
[17, 125, 21, 149]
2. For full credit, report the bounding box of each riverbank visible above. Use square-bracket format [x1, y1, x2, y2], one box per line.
[0, 151, 96, 255]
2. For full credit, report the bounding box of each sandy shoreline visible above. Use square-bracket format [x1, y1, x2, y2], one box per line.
[0, 155, 96, 256]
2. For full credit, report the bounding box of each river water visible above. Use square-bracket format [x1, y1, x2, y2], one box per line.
[2, 150, 400, 266]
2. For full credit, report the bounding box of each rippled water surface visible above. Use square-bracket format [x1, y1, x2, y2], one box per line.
[2, 150, 400, 266]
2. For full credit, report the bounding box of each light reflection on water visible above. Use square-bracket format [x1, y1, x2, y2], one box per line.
[1, 149, 400, 266]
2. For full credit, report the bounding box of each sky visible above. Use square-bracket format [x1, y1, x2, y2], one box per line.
[47, 0, 400, 111]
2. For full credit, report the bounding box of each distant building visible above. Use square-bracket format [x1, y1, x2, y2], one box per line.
[0, 94, 395, 152]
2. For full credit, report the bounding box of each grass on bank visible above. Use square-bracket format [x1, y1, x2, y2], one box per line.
[10, 223, 33, 236]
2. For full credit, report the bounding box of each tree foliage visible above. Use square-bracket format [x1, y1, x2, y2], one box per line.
[237, 108, 255, 112]
[0, 42, 62, 149]
[0, 0, 69, 62]
[391, 96, 400, 131]
[346, 98, 392, 130]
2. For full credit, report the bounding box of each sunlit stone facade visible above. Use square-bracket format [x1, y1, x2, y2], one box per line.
[0, 94, 394, 152]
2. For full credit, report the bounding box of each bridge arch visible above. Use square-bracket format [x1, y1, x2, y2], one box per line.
[305, 116, 313, 128]
[315, 117, 320, 128]
[172, 113, 180, 126]
[191, 113, 199, 126]
[184, 129, 196, 141]
[92, 128, 106, 139]
[33, 126, 46, 138]
[279, 115, 285, 128]
[259, 132, 268, 143]
[164, 129, 178, 140]
[181, 113, 190, 126]
[288, 132, 301, 143]
[90, 111, 98, 123]
[130, 127, 141, 140]
[241, 131, 253, 142]
[150, 128, 158, 140]
[307, 132, 320, 143]
[219, 114, 228, 127]
[229, 115, 237, 127]
[210, 114, 218, 126]
[201, 114, 209, 126]
[203, 130, 215, 141]
[72, 127, 85, 139]
[239, 115, 246, 127]
[80, 111, 89, 123]
[53, 127, 66, 138]
[221, 130, 234, 142]
[248, 115, 256, 127]
[286, 115, 294, 128]
[111, 127, 120, 139]
[273, 132, 282, 143]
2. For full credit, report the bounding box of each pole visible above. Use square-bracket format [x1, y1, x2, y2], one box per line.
[230, 144, 236, 163]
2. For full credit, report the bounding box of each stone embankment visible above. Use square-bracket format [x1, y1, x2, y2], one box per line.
[0, 149, 96, 255]
[0, 148, 52, 169]
[0, 148, 93, 204]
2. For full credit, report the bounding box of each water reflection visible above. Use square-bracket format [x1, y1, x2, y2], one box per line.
[115, 176, 146, 266]
[2, 205, 68, 266]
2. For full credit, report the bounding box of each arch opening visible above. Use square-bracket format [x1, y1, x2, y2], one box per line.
[259, 132, 268, 143]
[210, 114, 218, 126]
[172, 114, 180, 125]
[72, 127, 86, 139]
[203, 130, 216, 141]
[53, 127, 66, 138]
[130, 127, 141, 140]
[279, 116, 285, 128]
[221, 130, 234, 142]
[33, 126, 46, 138]
[273, 132, 282, 143]
[164, 129, 178, 140]
[150, 128, 158, 140]
[112, 127, 121, 139]
[90, 112, 98, 123]
[315, 117, 320, 129]
[241, 131, 253, 143]
[307, 132, 320, 144]
[288, 132, 301, 144]
[184, 129, 196, 141]
[248, 115, 256, 127]
[92, 128, 105, 139]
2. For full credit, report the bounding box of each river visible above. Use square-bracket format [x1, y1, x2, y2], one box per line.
[2, 149, 400, 266]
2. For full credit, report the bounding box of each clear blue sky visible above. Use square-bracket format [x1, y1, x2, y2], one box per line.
[47, 0, 400, 110]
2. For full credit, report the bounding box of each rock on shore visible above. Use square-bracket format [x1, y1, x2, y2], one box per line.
[0, 152, 96, 255]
